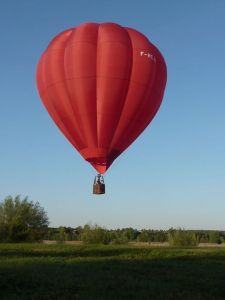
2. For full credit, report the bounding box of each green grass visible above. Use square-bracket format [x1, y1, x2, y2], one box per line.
[0, 243, 225, 299]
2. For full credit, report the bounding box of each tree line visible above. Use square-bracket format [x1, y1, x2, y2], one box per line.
[46, 225, 225, 246]
[1, 196, 225, 246]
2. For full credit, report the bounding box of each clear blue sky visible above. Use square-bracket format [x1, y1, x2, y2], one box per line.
[1, 0, 225, 230]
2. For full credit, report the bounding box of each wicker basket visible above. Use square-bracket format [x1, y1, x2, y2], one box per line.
[93, 183, 105, 194]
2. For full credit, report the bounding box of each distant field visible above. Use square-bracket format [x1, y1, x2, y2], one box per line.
[0, 243, 225, 299]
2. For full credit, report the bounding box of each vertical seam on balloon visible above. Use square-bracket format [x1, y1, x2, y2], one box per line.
[119, 50, 158, 153]
[41, 54, 79, 149]
[41, 30, 85, 150]
[123, 91, 163, 154]
[111, 31, 157, 153]
[62, 29, 87, 149]
[107, 28, 133, 158]
[40, 54, 48, 95]
[96, 24, 100, 148]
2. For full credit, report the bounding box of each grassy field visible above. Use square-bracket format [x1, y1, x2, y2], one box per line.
[0, 243, 225, 299]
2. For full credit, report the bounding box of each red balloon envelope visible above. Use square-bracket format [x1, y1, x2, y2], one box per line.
[36, 22, 167, 174]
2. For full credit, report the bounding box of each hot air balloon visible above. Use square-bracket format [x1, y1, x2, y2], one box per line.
[36, 22, 167, 194]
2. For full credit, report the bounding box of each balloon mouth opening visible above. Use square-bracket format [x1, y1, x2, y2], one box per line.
[91, 163, 108, 174]
[87, 158, 112, 174]
[80, 148, 119, 173]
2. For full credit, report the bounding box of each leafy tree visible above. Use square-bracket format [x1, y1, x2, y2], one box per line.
[121, 228, 139, 241]
[58, 227, 69, 242]
[153, 230, 168, 242]
[168, 228, 198, 247]
[137, 230, 150, 242]
[209, 231, 221, 244]
[0, 195, 49, 242]
[80, 224, 110, 244]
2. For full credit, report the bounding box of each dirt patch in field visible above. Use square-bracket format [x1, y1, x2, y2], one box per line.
[42, 240, 83, 245]
[42, 240, 225, 247]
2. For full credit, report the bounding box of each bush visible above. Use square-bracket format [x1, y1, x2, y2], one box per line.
[80, 224, 110, 244]
[168, 229, 198, 247]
